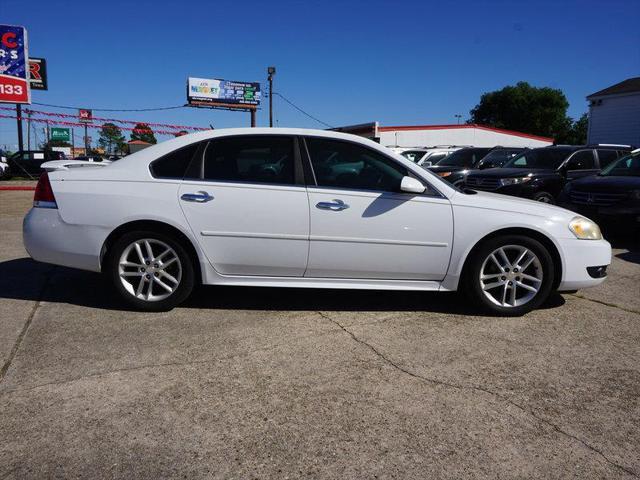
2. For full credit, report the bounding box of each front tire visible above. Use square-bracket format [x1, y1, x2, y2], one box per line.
[464, 235, 555, 316]
[106, 230, 195, 311]
[533, 191, 555, 204]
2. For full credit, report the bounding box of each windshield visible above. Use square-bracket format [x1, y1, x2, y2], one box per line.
[503, 149, 570, 169]
[436, 148, 490, 167]
[599, 152, 640, 176]
[400, 150, 426, 163]
[478, 149, 523, 167]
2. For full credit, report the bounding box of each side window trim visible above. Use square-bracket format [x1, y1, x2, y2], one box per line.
[299, 136, 318, 186]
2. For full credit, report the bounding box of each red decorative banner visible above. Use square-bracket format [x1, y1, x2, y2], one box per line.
[0, 106, 208, 132]
[0, 113, 203, 136]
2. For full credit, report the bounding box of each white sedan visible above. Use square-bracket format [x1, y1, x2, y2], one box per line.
[23, 128, 611, 315]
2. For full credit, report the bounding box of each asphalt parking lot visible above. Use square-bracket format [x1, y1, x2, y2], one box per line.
[1, 189, 639, 479]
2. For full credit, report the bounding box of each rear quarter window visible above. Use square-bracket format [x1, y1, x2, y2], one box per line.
[150, 143, 200, 179]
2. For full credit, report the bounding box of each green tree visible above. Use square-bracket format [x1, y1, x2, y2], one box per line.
[469, 82, 571, 140]
[98, 123, 126, 154]
[556, 113, 588, 145]
[130, 123, 157, 144]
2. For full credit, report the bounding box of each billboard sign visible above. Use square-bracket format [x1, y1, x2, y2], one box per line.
[28, 57, 47, 90]
[51, 127, 70, 142]
[78, 109, 92, 123]
[0, 24, 30, 103]
[187, 77, 261, 108]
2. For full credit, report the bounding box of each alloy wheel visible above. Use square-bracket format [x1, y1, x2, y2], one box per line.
[118, 238, 182, 302]
[479, 245, 543, 308]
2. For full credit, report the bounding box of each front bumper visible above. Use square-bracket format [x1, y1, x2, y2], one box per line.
[556, 237, 612, 291]
[23, 207, 108, 272]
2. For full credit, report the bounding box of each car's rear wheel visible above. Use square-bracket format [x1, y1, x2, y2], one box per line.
[464, 235, 555, 316]
[533, 191, 555, 204]
[106, 230, 195, 311]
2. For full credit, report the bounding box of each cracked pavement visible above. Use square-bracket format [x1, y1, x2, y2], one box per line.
[1, 190, 639, 479]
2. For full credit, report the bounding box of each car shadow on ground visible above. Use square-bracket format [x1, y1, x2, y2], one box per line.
[0, 257, 565, 315]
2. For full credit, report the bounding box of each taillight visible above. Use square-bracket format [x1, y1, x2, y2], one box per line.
[33, 173, 58, 208]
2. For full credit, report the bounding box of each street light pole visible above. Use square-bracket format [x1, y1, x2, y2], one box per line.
[454, 114, 462, 125]
[16, 104, 24, 152]
[267, 66, 276, 128]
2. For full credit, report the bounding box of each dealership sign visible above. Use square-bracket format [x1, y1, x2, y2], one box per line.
[187, 77, 261, 108]
[78, 108, 92, 123]
[28, 57, 47, 90]
[0, 24, 30, 103]
[50, 127, 70, 142]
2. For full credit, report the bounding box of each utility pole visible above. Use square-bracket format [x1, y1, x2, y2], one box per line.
[267, 66, 276, 127]
[16, 104, 24, 152]
[27, 108, 32, 151]
[46, 121, 51, 144]
[71, 128, 75, 156]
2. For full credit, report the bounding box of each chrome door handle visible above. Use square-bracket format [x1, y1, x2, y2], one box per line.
[316, 199, 349, 211]
[181, 191, 214, 203]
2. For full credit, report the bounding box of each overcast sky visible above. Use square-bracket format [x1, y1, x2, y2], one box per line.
[1, 0, 638, 149]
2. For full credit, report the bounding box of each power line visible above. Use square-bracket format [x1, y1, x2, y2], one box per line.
[32, 102, 186, 112]
[272, 92, 333, 128]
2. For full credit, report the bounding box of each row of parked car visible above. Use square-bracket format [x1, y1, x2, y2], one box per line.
[0, 150, 120, 178]
[395, 144, 640, 228]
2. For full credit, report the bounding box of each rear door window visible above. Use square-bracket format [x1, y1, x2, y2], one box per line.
[150, 143, 200, 179]
[596, 149, 619, 169]
[202, 135, 295, 185]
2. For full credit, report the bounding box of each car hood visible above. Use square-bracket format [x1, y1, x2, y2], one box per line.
[569, 174, 640, 192]
[427, 164, 466, 173]
[467, 167, 554, 178]
[452, 190, 577, 221]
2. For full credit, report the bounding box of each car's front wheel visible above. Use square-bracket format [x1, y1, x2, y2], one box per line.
[106, 230, 195, 311]
[533, 191, 555, 204]
[464, 235, 555, 316]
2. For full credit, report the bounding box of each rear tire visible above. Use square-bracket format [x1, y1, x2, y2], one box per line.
[533, 191, 555, 204]
[106, 230, 195, 311]
[463, 235, 555, 316]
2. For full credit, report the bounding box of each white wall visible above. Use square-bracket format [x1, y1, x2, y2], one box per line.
[379, 127, 552, 148]
[588, 93, 640, 146]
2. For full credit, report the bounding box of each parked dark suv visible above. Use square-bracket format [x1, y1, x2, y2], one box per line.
[464, 145, 631, 203]
[558, 149, 640, 227]
[8, 150, 67, 177]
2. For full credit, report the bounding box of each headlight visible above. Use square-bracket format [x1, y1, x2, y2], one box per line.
[437, 171, 452, 177]
[501, 176, 532, 186]
[569, 216, 602, 240]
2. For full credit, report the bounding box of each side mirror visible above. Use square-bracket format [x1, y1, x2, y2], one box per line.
[422, 161, 433, 167]
[400, 176, 426, 194]
[478, 162, 491, 170]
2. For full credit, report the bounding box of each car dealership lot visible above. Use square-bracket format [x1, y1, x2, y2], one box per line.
[1, 190, 639, 479]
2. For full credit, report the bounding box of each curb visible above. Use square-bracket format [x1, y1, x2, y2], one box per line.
[0, 186, 36, 191]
